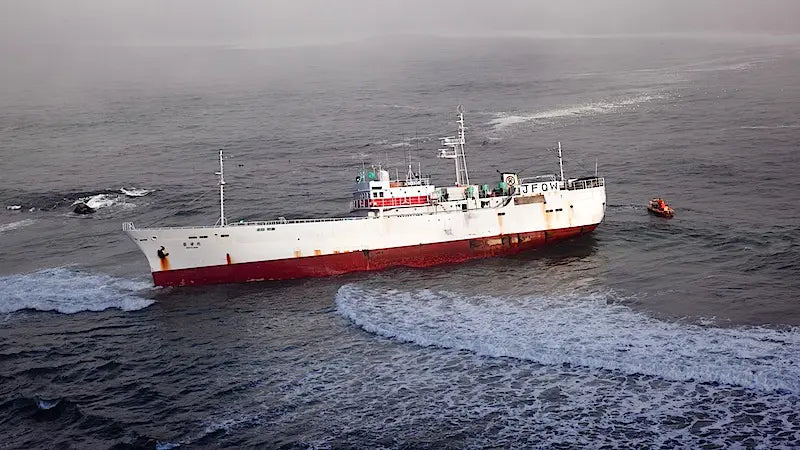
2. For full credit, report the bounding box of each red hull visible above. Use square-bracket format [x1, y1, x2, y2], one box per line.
[152, 224, 599, 286]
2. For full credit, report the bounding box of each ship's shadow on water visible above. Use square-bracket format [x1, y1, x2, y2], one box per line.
[509, 233, 599, 262]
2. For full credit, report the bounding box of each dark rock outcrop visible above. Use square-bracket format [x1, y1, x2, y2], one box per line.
[73, 202, 95, 215]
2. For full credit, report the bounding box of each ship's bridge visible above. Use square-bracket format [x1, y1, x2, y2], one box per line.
[351, 167, 434, 211]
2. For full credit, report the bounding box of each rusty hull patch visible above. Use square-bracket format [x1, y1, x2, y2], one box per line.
[514, 194, 545, 205]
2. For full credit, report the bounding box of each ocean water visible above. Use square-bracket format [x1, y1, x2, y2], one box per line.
[1, 35, 799, 447]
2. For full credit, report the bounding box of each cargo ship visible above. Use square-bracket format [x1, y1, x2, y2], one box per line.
[124, 108, 606, 286]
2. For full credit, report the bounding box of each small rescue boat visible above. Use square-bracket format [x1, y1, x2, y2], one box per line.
[648, 198, 674, 218]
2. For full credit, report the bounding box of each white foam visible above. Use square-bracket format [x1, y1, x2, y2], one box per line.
[72, 193, 133, 210]
[489, 94, 666, 130]
[336, 285, 800, 393]
[738, 125, 800, 130]
[0, 219, 35, 233]
[36, 398, 60, 410]
[120, 187, 153, 197]
[5, 205, 22, 211]
[0, 268, 154, 314]
[75, 194, 115, 209]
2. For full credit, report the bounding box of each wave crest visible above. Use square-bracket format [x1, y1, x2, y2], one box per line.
[0, 268, 154, 314]
[336, 284, 800, 393]
[120, 187, 153, 197]
[0, 219, 35, 233]
[489, 94, 666, 130]
[72, 193, 134, 211]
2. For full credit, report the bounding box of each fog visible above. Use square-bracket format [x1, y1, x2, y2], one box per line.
[2, 0, 800, 49]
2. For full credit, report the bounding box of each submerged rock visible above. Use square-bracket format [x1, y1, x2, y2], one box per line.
[73, 202, 95, 215]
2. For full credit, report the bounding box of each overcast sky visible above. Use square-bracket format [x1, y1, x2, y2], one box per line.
[2, 0, 800, 48]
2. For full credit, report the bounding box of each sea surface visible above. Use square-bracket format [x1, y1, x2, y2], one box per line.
[1, 35, 800, 448]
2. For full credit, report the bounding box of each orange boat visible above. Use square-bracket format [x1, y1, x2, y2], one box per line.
[648, 198, 674, 218]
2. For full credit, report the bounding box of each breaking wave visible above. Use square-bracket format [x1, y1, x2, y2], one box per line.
[0, 219, 35, 233]
[72, 193, 134, 211]
[120, 187, 153, 197]
[0, 268, 154, 314]
[4, 188, 152, 212]
[335, 285, 800, 393]
[489, 94, 666, 130]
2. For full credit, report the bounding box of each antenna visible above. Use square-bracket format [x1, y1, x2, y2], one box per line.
[215, 149, 227, 226]
[438, 105, 470, 186]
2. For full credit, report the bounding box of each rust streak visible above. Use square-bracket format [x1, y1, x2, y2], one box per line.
[159, 257, 170, 271]
[226, 253, 232, 265]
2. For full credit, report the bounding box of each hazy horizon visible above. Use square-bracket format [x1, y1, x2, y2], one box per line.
[2, 0, 800, 49]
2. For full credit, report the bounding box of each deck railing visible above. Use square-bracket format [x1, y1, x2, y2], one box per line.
[125, 216, 371, 231]
[567, 177, 604, 190]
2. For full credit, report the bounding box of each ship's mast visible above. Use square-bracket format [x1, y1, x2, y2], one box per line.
[438, 106, 470, 186]
[216, 149, 227, 227]
[558, 141, 565, 183]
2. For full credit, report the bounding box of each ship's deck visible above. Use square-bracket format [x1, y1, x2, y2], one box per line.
[124, 177, 604, 232]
